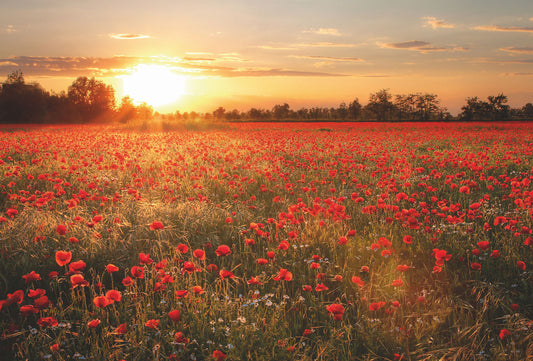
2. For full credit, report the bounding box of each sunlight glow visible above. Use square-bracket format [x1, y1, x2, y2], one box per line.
[122, 64, 186, 107]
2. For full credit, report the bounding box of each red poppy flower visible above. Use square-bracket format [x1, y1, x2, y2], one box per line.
[37, 316, 58, 327]
[247, 276, 263, 285]
[396, 264, 410, 272]
[215, 245, 231, 256]
[257, 258, 268, 265]
[114, 323, 127, 335]
[139, 253, 153, 265]
[87, 319, 101, 328]
[273, 268, 293, 281]
[106, 264, 119, 273]
[174, 331, 189, 343]
[499, 329, 511, 340]
[193, 249, 206, 261]
[131, 266, 144, 279]
[56, 224, 67, 235]
[212, 350, 227, 361]
[27, 288, 46, 298]
[175, 290, 189, 298]
[193, 286, 205, 294]
[392, 278, 404, 287]
[470, 262, 481, 270]
[168, 309, 180, 323]
[517, 261, 526, 271]
[176, 244, 189, 254]
[369, 301, 386, 311]
[33, 295, 50, 309]
[20, 305, 39, 316]
[93, 295, 110, 308]
[55, 251, 72, 266]
[145, 319, 159, 329]
[326, 303, 345, 320]
[351, 276, 365, 287]
[219, 269, 235, 280]
[315, 283, 329, 292]
[105, 289, 121, 302]
[70, 274, 89, 288]
[149, 221, 164, 230]
[69, 260, 86, 273]
[22, 271, 41, 283]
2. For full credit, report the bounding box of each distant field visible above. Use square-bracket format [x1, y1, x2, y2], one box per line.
[1, 122, 532, 360]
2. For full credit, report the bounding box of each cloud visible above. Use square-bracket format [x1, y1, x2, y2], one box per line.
[422, 17, 455, 29]
[499, 46, 533, 54]
[257, 45, 296, 51]
[380, 40, 468, 53]
[109, 33, 150, 39]
[303, 28, 342, 36]
[475, 58, 533, 65]
[296, 42, 357, 48]
[4, 25, 17, 34]
[0, 55, 346, 78]
[502, 72, 533, 77]
[290, 55, 364, 62]
[474, 25, 533, 33]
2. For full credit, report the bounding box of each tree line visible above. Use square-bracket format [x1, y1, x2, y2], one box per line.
[1, 70, 532, 124]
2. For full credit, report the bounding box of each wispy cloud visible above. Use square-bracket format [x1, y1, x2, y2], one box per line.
[290, 55, 363, 62]
[380, 40, 468, 53]
[4, 25, 17, 34]
[474, 25, 533, 33]
[422, 17, 456, 29]
[109, 33, 150, 40]
[296, 42, 357, 48]
[475, 58, 533, 65]
[0, 55, 346, 78]
[303, 28, 342, 36]
[503, 72, 533, 76]
[499, 46, 533, 54]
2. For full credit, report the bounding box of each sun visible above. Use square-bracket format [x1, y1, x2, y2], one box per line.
[122, 64, 186, 107]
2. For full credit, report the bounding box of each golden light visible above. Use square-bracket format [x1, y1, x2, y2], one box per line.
[122, 64, 186, 107]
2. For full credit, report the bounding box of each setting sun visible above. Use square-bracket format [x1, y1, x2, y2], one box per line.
[122, 64, 186, 107]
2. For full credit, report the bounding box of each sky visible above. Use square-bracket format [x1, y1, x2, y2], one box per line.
[1, 0, 532, 115]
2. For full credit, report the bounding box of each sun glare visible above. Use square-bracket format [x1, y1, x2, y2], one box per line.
[122, 65, 186, 107]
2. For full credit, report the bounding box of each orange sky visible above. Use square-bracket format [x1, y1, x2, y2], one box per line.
[1, 0, 532, 114]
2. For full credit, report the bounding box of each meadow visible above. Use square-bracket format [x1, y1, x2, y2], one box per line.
[0, 122, 532, 361]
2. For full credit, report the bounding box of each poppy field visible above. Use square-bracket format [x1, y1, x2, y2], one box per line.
[1, 122, 532, 361]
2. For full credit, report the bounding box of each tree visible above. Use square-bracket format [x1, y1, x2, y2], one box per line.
[213, 107, 226, 120]
[337, 102, 348, 120]
[487, 93, 510, 120]
[117, 96, 137, 123]
[365, 89, 395, 121]
[272, 103, 290, 120]
[67, 76, 115, 121]
[522, 103, 533, 118]
[460, 97, 489, 121]
[415, 93, 440, 121]
[348, 99, 362, 120]
[0, 70, 49, 123]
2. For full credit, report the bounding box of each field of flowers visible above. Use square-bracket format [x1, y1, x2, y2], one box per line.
[0, 122, 532, 361]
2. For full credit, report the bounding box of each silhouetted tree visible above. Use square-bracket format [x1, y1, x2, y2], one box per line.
[487, 93, 510, 120]
[365, 89, 395, 121]
[67, 76, 115, 121]
[348, 99, 362, 120]
[0, 70, 49, 123]
[117, 96, 137, 123]
[522, 103, 533, 118]
[213, 107, 226, 120]
[272, 103, 290, 120]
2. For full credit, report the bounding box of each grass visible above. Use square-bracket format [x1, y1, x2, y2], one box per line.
[0, 121, 532, 360]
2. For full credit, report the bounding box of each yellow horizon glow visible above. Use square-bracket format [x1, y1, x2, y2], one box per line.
[121, 64, 186, 107]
